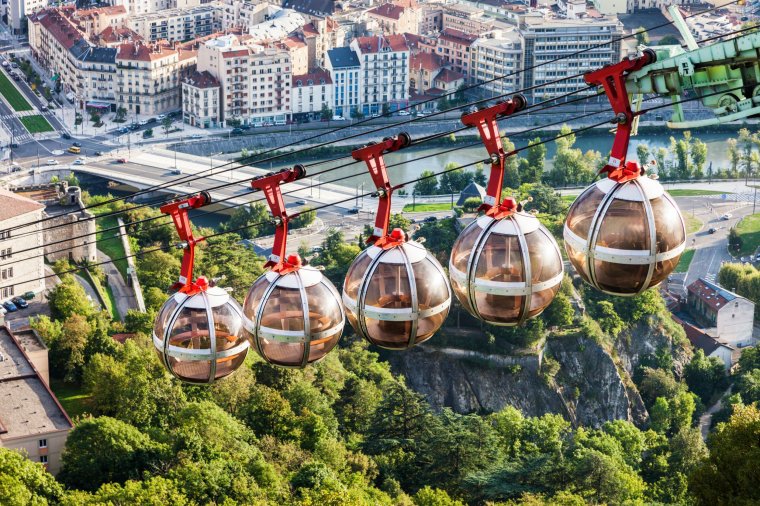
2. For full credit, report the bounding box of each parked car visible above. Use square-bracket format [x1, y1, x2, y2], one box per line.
[231, 128, 244, 135]
[424, 216, 437, 223]
[12, 73, 19, 81]
[118, 127, 129, 134]
[138, 119, 148, 126]
[94, 151, 103, 156]
[332, 115, 345, 121]
[708, 227, 717, 234]
[274, 120, 286, 126]
[3, 301, 18, 312]
[157, 114, 167, 120]
[10, 62, 18, 68]
[397, 110, 410, 116]
[171, 168, 182, 175]
[0, 61, 7, 67]
[22, 291, 35, 301]
[9, 142, 18, 148]
[721, 213, 732, 220]
[311, 246, 324, 253]
[62, 132, 71, 140]
[116, 158, 128, 163]
[348, 207, 360, 214]
[11, 297, 28, 309]
[189, 134, 202, 139]
[295, 199, 307, 205]
[10, 164, 21, 173]
[46, 159, 59, 165]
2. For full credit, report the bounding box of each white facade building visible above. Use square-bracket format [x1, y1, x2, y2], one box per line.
[351, 35, 410, 116]
[291, 70, 333, 120]
[688, 278, 756, 349]
[128, 4, 222, 42]
[471, 29, 522, 96]
[0, 189, 45, 300]
[325, 45, 360, 118]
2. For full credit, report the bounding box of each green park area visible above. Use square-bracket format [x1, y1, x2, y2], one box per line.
[675, 249, 695, 273]
[95, 213, 129, 280]
[20, 114, 54, 134]
[50, 378, 91, 418]
[402, 202, 455, 212]
[0, 69, 32, 111]
[734, 213, 760, 257]
[667, 189, 731, 197]
[684, 214, 703, 235]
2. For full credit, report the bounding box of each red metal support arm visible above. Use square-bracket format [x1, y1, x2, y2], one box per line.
[250, 165, 306, 271]
[584, 49, 656, 182]
[351, 132, 411, 244]
[461, 94, 526, 215]
[159, 191, 211, 291]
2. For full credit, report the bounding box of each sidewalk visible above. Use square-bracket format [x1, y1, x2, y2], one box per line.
[97, 250, 138, 320]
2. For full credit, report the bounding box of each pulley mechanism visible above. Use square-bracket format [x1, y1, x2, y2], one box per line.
[152, 191, 249, 384]
[449, 97, 564, 326]
[342, 133, 452, 349]
[242, 166, 345, 368]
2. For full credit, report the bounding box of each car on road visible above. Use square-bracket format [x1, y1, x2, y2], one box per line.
[157, 114, 167, 120]
[708, 227, 717, 234]
[11, 297, 28, 309]
[10, 163, 21, 173]
[46, 159, 59, 165]
[94, 151, 103, 156]
[371, 113, 381, 118]
[72, 141, 81, 147]
[10, 62, 18, 68]
[9, 143, 18, 148]
[189, 134, 202, 139]
[311, 246, 323, 253]
[68, 146, 81, 154]
[2, 301, 17, 312]
[332, 115, 345, 121]
[128, 123, 139, 130]
[11, 73, 19, 81]
[116, 158, 128, 163]
[171, 168, 182, 175]
[231, 128, 244, 135]
[721, 213, 732, 220]
[424, 216, 437, 223]
[138, 119, 148, 126]
[72, 159, 85, 165]
[62, 132, 71, 140]
[348, 207, 360, 214]
[118, 127, 129, 134]
[416, 111, 428, 117]
[0, 61, 7, 68]
[398, 110, 410, 116]
[295, 200, 307, 205]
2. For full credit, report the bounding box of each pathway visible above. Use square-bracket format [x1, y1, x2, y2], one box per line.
[97, 250, 138, 320]
[699, 385, 732, 440]
[73, 273, 102, 311]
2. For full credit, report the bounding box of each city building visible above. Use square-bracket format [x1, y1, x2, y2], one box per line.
[470, 29, 522, 95]
[300, 17, 344, 70]
[71, 5, 128, 37]
[113, 0, 177, 17]
[0, 325, 72, 475]
[419, 4, 443, 34]
[350, 34, 410, 116]
[674, 316, 734, 370]
[276, 35, 309, 75]
[291, 69, 333, 120]
[325, 46, 360, 118]
[195, 34, 291, 126]
[6, 0, 47, 33]
[409, 51, 444, 94]
[282, 0, 335, 19]
[428, 28, 477, 78]
[432, 68, 464, 92]
[246, 7, 305, 43]
[687, 278, 755, 349]
[0, 189, 45, 300]
[42, 186, 98, 264]
[182, 70, 222, 128]
[221, 0, 272, 31]
[128, 4, 223, 42]
[366, 3, 419, 35]
[519, 14, 623, 98]
[116, 41, 197, 116]
[442, 2, 493, 35]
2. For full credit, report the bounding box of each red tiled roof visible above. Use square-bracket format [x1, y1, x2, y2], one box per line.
[33, 9, 85, 50]
[221, 49, 249, 59]
[410, 51, 443, 71]
[688, 278, 738, 312]
[354, 34, 409, 53]
[671, 315, 732, 355]
[293, 69, 332, 86]
[185, 70, 219, 88]
[402, 32, 423, 51]
[368, 3, 405, 20]
[439, 28, 478, 46]
[75, 5, 126, 19]
[97, 25, 141, 43]
[281, 35, 307, 49]
[0, 189, 44, 221]
[301, 22, 319, 36]
[117, 42, 177, 62]
[435, 68, 464, 83]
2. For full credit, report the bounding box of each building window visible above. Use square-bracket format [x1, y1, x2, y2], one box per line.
[39, 439, 47, 448]
[39, 456, 48, 464]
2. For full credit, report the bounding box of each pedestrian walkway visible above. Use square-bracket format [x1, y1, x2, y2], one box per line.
[96, 250, 138, 320]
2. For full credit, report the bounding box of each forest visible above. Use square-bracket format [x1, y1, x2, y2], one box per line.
[4, 126, 760, 505]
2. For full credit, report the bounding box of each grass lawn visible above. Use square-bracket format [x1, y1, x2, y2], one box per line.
[19, 115, 54, 134]
[0, 70, 32, 111]
[668, 189, 732, 197]
[95, 213, 129, 280]
[403, 202, 455, 212]
[105, 282, 120, 320]
[50, 379, 92, 419]
[675, 249, 695, 273]
[684, 214, 703, 235]
[735, 213, 760, 256]
[561, 194, 577, 205]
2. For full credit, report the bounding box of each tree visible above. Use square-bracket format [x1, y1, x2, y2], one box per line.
[54, 314, 91, 383]
[413, 486, 465, 506]
[162, 116, 173, 136]
[523, 138, 546, 184]
[58, 416, 168, 491]
[636, 142, 650, 167]
[689, 405, 760, 505]
[65, 477, 193, 505]
[137, 250, 181, 292]
[542, 292, 574, 327]
[291, 207, 317, 230]
[684, 349, 727, 403]
[382, 103, 391, 116]
[310, 229, 362, 288]
[594, 300, 625, 337]
[658, 35, 680, 45]
[691, 138, 708, 179]
[321, 104, 333, 122]
[47, 275, 94, 320]
[0, 447, 65, 504]
[635, 26, 650, 45]
[737, 369, 760, 404]
[115, 107, 127, 122]
[462, 197, 481, 212]
[650, 397, 672, 434]
[414, 170, 439, 195]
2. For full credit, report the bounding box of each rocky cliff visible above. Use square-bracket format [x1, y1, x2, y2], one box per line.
[388, 318, 688, 428]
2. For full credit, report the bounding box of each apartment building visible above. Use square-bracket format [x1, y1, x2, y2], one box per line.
[471, 29, 522, 95]
[128, 4, 223, 42]
[351, 35, 410, 115]
[0, 189, 45, 300]
[419, 4, 443, 34]
[246, 7, 305, 43]
[520, 14, 622, 97]
[366, 3, 419, 35]
[114, 0, 177, 17]
[300, 17, 344, 70]
[221, 0, 272, 30]
[71, 5, 128, 36]
[116, 41, 197, 115]
[182, 70, 221, 128]
[430, 28, 477, 79]
[0, 326, 72, 475]
[277, 36, 309, 75]
[442, 3, 493, 35]
[409, 51, 444, 94]
[291, 69, 333, 120]
[195, 34, 291, 125]
[325, 46, 360, 118]
[7, 0, 47, 33]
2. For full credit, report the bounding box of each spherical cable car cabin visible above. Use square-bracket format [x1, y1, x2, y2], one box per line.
[242, 167, 345, 367]
[342, 133, 452, 349]
[152, 191, 250, 384]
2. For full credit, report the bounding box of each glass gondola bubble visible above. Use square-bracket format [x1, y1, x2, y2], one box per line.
[152, 191, 249, 383]
[342, 133, 451, 349]
[563, 161, 685, 295]
[448, 96, 563, 326]
[242, 167, 344, 367]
